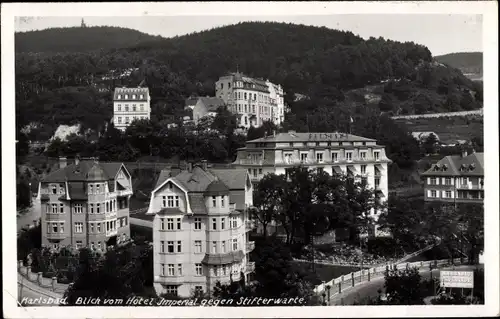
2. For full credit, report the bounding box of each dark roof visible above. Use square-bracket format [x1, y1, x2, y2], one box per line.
[201, 251, 245, 265]
[208, 168, 249, 190]
[157, 208, 184, 215]
[42, 160, 124, 183]
[86, 164, 108, 181]
[188, 194, 208, 215]
[205, 180, 230, 195]
[67, 182, 87, 200]
[113, 87, 149, 102]
[199, 97, 225, 112]
[185, 97, 199, 107]
[422, 152, 484, 176]
[247, 132, 376, 143]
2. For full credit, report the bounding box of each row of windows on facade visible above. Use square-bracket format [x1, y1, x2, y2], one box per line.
[161, 195, 228, 209]
[116, 115, 148, 124]
[116, 94, 145, 100]
[46, 217, 127, 234]
[279, 150, 381, 163]
[45, 200, 127, 214]
[159, 216, 239, 231]
[160, 261, 243, 278]
[253, 141, 373, 148]
[428, 189, 483, 199]
[230, 103, 272, 116]
[427, 177, 483, 186]
[65, 233, 128, 250]
[225, 91, 280, 105]
[115, 103, 146, 112]
[46, 183, 119, 196]
[159, 237, 241, 254]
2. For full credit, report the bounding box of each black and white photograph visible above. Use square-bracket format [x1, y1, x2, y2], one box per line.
[2, 2, 499, 318]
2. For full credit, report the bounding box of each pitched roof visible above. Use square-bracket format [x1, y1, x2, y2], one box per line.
[185, 97, 199, 108]
[248, 132, 376, 143]
[201, 250, 245, 265]
[42, 160, 124, 183]
[206, 180, 230, 195]
[113, 87, 149, 101]
[209, 168, 248, 190]
[422, 152, 484, 176]
[199, 97, 225, 112]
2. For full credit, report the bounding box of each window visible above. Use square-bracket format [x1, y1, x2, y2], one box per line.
[160, 241, 165, 253]
[165, 195, 179, 207]
[194, 218, 202, 230]
[74, 222, 83, 233]
[212, 218, 217, 230]
[221, 218, 225, 230]
[160, 264, 165, 276]
[221, 196, 225, 208]
[244, 93, 247, 100]
[132, 106, 136, 112]
[177, 241, 182, 253]
[361, 165, 367, 174]
[212, 241, 217, 253]
[125, 117, 130, 124]
[332, 152, 338, 162]
[96, 203, 100, 214]
[176, 218, 182, 230]
[360, 151, 367, 159]
[75, 241, 82, 249]
[118, 117, 122, 124]
[97, 242, 102, 250]
[232, 238, 238, 251]
[89, 203, 94, 214]
[431, 190, 437, 198]
[59, 185, 64, 194]
[167, 264, 175, 276]
[445, 190, 452, 198]
[258, 168, 263, 175]
[91, 242, 95, 250]
[59, 222, 64, 233]
[194, 240, 202, 253]
[177, 264, 183, 276]
[222, 241, 226, 253]
[213, 266, 218, 277]
[167, 218, 174, 230]
[160, 218, 165, 230]
[430, 177, 437, 185]
[231, 216, 238, 228]
[300, 153, 308, 163]
[445, 178, 452, 185]
[375, 177, 381, 189]
[346, 152, 353, 162]
[96, 184, 100, 194]
[316, 153, 324, 163]
[74, 203, 82, 213]
[140, 105, 144, 111]
[140, 94, 144, 99]
[97, 223, 101, 232]
[117, 94, 121, 100]
[167, 241, 174, 253]
[195, 264, 203, 276]
[374, 151, 380, 161]
[317, 167, 324, 174]
[51, 185, 57, 194]
[59, 203, 64, 213]
[51, 223, 59, 233]
[165, 285, 178, 296]
[125, 94, 129, 99]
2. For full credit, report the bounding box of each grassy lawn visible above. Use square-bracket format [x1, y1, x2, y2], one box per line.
[291, 261, 360, 286]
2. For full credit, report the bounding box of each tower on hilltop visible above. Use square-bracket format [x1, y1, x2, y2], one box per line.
[81, 18, 86, 28]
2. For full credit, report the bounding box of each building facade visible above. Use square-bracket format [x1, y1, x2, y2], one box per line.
[37, 157, 133, 251]
[112, 86, 151, 131]
[147, 162, 255, 298]
[215, 72, 285, 128]
[191, 97, 226, 125]
[421, 151, 484, 203]
[232, 131, 391, 236]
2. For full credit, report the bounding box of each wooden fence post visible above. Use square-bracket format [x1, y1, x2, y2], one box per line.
[368, 269, 371, 282]
[338, 281, 341, 294]
[351, 273, 354, 287]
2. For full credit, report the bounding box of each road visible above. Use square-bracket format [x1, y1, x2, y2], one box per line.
[331, 269, 441, 305]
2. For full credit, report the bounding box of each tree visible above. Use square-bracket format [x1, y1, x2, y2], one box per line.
[252, 174, 288, 237]
[422, 133, 438, 155]
[384, 266, 423, 305]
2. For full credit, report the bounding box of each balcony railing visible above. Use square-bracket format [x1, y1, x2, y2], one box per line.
[246, 261, 256, 273]
[116, 189, 133, 197]
[246, 241, 255, 252]
[278, 157, 383, 165]
[106, 229, 118, 237]
[46, 232, 67, 240]
[238, 159, 264, 165]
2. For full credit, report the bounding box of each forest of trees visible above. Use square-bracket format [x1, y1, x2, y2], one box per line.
[15, 22, 483, 145]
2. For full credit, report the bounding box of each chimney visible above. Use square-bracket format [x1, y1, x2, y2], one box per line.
[187, 162, 193, 172]
[170, 166, 181, 177]
[59, 156, 67, 169]
[201, 160, 208, 171]
[462, 149, 468, 158]
[273, 130, 276, 137]
[75, 155, 80, 166]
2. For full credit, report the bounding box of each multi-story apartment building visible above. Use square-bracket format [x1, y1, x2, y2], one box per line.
[215, 72, 285, 128]
[112, 86, 151, 131]
[421, 150, 484, 203]
[232, 131, 391, 236]
[37, 157, 133, 251]
[146, 161, 255, 297]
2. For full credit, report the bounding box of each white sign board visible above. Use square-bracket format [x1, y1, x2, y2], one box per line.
[440, 270, 474, 288]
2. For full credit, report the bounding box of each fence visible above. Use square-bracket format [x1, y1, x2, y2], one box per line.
[314, 258, 462, 298]
[391, 109, 483, 120]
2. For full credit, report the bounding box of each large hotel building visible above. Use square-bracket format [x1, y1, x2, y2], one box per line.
[146, 162, 255, 297]
[112, 86, 151, 131]
[37, 157, 133, 251]
[232, 131, 391, 235]
[215, 72, 285, 128]
[421, 150, 484, 203]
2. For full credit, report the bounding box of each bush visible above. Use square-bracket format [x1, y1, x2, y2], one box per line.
[366, 237, 399, 258]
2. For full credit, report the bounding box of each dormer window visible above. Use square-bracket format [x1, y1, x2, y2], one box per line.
[125, 94, 129, 99]
[117, 94, 121, 99]
[132, 94, 136, 99]
[140, 94, 144, 99]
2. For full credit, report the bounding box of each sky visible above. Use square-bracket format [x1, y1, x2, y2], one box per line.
[15, 14, 482, 56]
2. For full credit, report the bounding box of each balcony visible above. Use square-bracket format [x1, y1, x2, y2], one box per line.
[106, 229, 118, 237]
[154, 275, 185, 284]
[116, 189, 133, 197]
[46, 232, 67, 240]
[245, 220, 256, 232]
[456, 183, 472, 190]
[238, 159, 264, 165]
[245, 261, 256, 273]
[246, 241, 255, 252]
